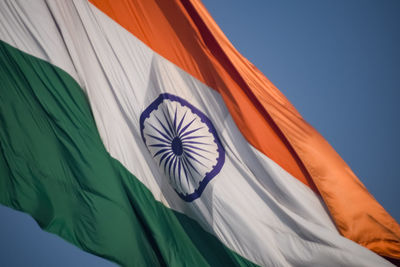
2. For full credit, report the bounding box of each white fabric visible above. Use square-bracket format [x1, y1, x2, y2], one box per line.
[0, 0, 392, 266]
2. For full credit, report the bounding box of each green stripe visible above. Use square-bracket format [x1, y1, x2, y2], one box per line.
[0, 41, 257, 267]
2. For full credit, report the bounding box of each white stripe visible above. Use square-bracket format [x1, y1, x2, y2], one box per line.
[0, 0, 392, 266]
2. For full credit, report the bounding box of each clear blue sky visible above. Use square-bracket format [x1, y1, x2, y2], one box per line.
[1, 1, 399, 266]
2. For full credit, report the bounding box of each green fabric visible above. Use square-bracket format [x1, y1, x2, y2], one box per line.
[0, 41, 258, 267]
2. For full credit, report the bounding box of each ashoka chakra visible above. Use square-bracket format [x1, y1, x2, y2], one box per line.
[140, 93, 225, 202]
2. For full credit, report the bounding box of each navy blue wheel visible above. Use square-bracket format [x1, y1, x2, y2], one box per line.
[140, 93, 225, 201]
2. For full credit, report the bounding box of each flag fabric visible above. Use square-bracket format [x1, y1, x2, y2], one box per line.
[0, 0, 399, 266]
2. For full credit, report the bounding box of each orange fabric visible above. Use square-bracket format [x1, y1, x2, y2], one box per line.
[89, 0, 400, 259]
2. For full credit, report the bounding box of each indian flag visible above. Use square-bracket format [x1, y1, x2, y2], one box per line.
[0, 0, 399, 266]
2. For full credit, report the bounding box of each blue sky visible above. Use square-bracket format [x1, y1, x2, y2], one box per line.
[1, 1, 399, 266]
[204, 0, 400, 221]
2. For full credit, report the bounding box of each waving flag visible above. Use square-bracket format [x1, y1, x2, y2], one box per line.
[0, 0, 399, 266]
